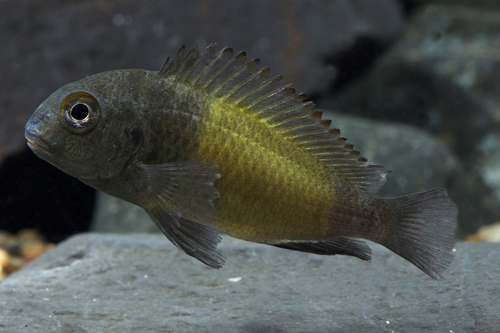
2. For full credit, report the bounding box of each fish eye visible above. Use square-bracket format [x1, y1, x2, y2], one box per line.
[60, 92, 100, 133]
[71, 103, 90, 121]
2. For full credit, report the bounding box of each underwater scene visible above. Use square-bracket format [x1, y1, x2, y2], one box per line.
[1, 0, 500, 331]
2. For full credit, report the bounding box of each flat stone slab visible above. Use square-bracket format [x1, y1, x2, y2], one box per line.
[0, 234, 498, 332]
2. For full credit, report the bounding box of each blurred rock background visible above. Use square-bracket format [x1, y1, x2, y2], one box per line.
[0, 0, 499, 241]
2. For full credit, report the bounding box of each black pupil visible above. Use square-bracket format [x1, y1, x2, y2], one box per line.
[71, 104, 90, 121]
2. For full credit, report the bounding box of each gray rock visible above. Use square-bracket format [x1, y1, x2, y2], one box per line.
[92, 110, 493, 237]
[0, 233, 498, 332]
[92, 193, 156, 233]
[327, 4, 500, 152]
[0, 0, 404, 164]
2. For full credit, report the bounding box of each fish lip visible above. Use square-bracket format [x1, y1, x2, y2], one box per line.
[25, 130, 54, 155]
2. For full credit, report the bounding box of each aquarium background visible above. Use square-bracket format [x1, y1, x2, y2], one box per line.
[2, 1, 500, 331]
[1, 0, 500, 243]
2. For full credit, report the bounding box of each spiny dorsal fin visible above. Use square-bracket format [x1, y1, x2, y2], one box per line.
[159, 45, 389, 195]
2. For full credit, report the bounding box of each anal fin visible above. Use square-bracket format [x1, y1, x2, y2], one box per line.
[271, 237, 372, 261]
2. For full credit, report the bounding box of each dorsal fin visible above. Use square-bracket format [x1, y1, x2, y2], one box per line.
[159, 45, 389, 195]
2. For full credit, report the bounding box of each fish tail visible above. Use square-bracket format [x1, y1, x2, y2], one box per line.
[379, 188, 458, 279]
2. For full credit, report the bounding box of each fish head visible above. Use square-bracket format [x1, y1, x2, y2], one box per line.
[25, 71, 145, 181]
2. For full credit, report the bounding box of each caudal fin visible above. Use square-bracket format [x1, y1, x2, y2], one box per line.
[381, 188, 457, 279]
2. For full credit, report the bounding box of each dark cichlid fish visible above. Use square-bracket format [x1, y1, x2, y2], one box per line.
[25, 45, 457, 279]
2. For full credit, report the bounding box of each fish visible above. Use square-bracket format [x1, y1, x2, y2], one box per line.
[25, 44, 457, 279]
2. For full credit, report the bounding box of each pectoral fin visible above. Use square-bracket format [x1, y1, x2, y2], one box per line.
[140, 160, 224, 268]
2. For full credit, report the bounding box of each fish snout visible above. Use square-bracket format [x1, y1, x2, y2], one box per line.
[24, 126, 54, 155]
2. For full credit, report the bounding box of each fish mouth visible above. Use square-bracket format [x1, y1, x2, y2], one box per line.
[25, 130, 54, 155]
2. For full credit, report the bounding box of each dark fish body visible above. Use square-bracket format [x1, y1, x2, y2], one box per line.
[25, 45, 457, 279]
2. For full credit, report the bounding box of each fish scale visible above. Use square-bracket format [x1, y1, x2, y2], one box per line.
[195, 102, 333, 240]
